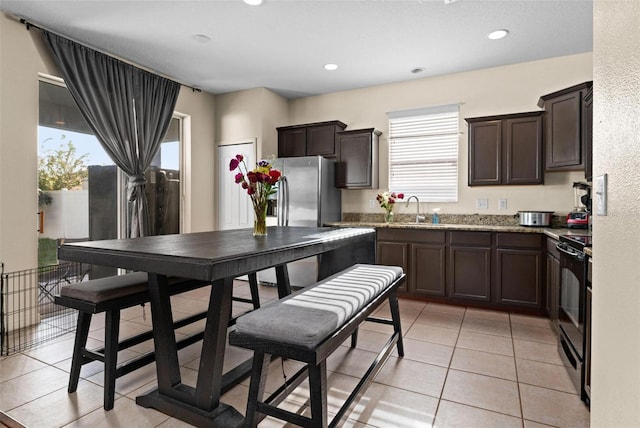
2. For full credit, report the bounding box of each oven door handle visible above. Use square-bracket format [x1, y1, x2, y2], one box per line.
[556, 243, 585, 261]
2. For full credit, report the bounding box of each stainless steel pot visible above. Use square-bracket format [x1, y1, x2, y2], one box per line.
[517, 211, 554, 227]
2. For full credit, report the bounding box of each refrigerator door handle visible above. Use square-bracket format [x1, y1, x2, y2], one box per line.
[284, 176, 289, 226]
[277, 178, 282, 226]
[278, 176, 289, 226]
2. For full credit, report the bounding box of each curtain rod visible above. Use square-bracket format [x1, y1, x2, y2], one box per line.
[18, 17, 202, 93]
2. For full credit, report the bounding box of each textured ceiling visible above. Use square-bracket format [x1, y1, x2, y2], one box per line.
[1, 0, 593, 99]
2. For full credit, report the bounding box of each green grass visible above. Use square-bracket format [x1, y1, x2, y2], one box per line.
[38, 238, 58, 267]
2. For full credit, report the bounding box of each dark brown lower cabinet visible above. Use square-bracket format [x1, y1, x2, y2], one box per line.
[376, 228, 445, 296]
[447, 231, 492, 302]
[546, 237, 560, 324]
[495, 248, 542, 308]
[376, 228, 544, 313]
[413, 244, 446, 297]
[448, 246, 491, 301]
[494, 233, 543, 310]
[376, 240, 409, 293]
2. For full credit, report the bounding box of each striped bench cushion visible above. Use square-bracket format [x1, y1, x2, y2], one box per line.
[234, 264, 402, 349]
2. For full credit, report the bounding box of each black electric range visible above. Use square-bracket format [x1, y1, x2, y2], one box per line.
[557, 231, 592, 407]
[560, 234, 592, 251]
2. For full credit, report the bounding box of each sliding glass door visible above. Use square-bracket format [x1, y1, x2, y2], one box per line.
[37, 77, 183, 277]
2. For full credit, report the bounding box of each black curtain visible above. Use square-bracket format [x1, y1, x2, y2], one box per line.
[42, 31, 180, 238]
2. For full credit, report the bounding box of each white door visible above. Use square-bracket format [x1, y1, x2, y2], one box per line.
[217, 142, 255, 230]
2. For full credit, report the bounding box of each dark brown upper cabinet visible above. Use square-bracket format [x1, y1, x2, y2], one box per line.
[537, 81, 593, 171]
[335, 128, 381, 189]
[466, 111, 544, 186]
[277, 120, 347, 158]
[583, 87, 593, 182]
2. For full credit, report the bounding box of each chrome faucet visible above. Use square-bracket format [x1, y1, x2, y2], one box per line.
[405, 195, 426, 223]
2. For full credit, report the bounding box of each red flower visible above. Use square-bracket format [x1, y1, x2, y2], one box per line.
[268, 169, 281, 184]
[229, 154, 245, 171]
[377, 190, 405, 211]
[229, 154, 281, 221]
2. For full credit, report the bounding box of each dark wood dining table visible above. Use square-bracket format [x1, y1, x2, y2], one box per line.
[57, 226, 376, 427]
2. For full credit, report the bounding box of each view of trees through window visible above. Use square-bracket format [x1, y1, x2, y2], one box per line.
[37, 79, 181, 272]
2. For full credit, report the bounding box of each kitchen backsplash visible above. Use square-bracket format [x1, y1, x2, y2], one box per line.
[343, 212, 568, 228]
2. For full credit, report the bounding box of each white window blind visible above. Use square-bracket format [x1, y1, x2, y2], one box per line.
[387, 104, 459, 202]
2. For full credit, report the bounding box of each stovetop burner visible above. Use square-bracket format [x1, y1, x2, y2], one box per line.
[560, 234, 592, 249]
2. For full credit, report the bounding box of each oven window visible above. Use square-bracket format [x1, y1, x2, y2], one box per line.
[560, 268, 581, 327]
[558, 249, 585, 360]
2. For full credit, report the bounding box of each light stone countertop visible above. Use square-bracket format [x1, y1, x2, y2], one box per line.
[325, 221, 590, 241]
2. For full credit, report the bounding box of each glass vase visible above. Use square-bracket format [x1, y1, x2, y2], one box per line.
[253, 203, 268, 236]
[253, 217, 267, 236]
[384, 210, 394, 223]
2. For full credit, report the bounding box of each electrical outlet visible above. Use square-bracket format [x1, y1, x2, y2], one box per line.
[498, 199, 507, 210]
[369, 199, 375, 209]
[595, 174, 607, 216]
[476, 198, 488, 210]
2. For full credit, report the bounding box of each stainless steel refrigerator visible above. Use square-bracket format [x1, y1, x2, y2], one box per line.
[260, 156, 342, 286]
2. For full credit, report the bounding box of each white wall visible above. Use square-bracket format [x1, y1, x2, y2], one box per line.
[0, 14, 59, 272]
[213, 87, 288, 225]
[40, 190, 88, 240]
[591, 1, 640, 426]
[288, 53, 592, 217]
[174, 88, 216, 233]
[215, 87, 288, 159]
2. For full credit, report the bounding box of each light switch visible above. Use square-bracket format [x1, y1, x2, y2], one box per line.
[476, 198, 488, 210]
[595, 174, 607, 216]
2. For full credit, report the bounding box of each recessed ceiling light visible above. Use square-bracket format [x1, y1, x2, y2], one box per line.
[488, 29, 509, 40]
[324, 63, 338, 71]
[244, 0, 263, 5]
[192, 34, 212, 44]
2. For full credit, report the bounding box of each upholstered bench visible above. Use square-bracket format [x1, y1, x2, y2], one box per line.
[229, 264, 405, 428]
[55, 271, 260, 411]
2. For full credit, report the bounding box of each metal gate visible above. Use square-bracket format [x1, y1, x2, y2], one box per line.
[0, 261, 89, 355]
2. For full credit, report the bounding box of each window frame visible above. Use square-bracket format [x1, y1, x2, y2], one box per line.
[387, 104, 460, 202]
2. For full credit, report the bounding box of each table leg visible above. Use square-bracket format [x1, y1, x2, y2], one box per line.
[275, 264, 292, 297]
[318, 236, 376, 280]
[195, 277, 233, 409]
[137, 275, 244, 427]
[146, 273, 182, 394]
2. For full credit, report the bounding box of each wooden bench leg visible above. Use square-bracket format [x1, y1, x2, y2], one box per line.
[248, 273, 261, 310]
[308, 360, 328, 428]
[68, 311, 92, 393]
[103, 309, 121, 411]
[388, 291, 404, 357]
[245, 352, 271, 428]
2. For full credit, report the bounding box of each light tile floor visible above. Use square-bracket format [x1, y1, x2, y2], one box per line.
[0, 281, 590, 428]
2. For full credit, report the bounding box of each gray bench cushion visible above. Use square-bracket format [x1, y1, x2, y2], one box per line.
[60, 272, 149, 303]
[234, 264, 402, 349]
[59, 272, 197, 304]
